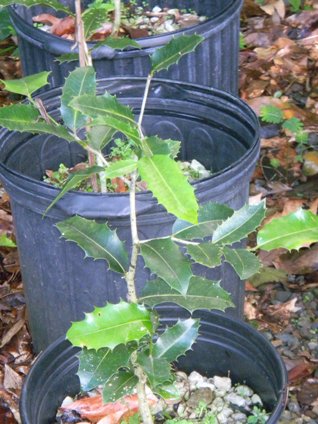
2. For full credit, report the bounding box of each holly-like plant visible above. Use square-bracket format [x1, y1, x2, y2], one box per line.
[1, 2, 318, 423]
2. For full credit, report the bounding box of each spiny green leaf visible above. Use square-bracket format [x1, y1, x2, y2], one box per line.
[45, 166, 105, 214]
[71, 93, 136, 125]
[0, 104, 74, 141]
[61, 66, 96, 132]
[104, 159, 137, 179]
[138, 155, 198, 224]
[87, 125, 115, 150]
[212, 202, 266, 245]
[151, 34, 204, 75]
[56, 216, 129, 274]
[259, 104, 284, 124]
[1, 71, 50, 97]
[0, 234, 16, 247]
[153, 318, 199, 362]
[91, 116, 140, 144]
[82, 8, 111, 39]
[186, 243, 222, 268]
[282, 117, 303, 133]
[0, 0, 72, 13]
[140, 277, 233, 312]
[78, 344, 132, 391]
[103, 370, 138, 403]
[248, 266, 288, 288]
[155, 383, 180, 400]
[56, 53, 79, 64]
[140, 238, 192, 295]
[71, 94, 140, 143]
[94, 37, 141, 50]
[142, 136, 181, 158]
[137, 351, 172, 388]
[223, 247, 260, 279]
[257, 208, 318, 251]
[67, 301, 153, 349]
[173, 203, 234, 240]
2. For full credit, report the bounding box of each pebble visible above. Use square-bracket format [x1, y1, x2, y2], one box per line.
[213, 375, 232, 391]
[251, 393, 263, 405]
[225, 392, 248, 408]
[235, 384, 254, 397]
[232, 411, 248, 422]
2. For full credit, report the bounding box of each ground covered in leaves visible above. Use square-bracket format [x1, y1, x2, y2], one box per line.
[0, 0, 318, 422]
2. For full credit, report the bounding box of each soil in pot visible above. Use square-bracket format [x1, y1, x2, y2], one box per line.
[33, 4, 208, 41]
[10, 0, 243, 91]
[55, 372, 271, 423]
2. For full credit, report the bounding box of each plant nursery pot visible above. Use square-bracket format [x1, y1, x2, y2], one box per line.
[20, 308, 288, 424]
[0, 78, 260, 352]
[10, 0, 243, 92]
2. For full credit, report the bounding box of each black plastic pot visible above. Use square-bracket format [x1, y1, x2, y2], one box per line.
[20, 308, 288, 424]
[0, 78, 260, 352]
[10, 0, 243, 93]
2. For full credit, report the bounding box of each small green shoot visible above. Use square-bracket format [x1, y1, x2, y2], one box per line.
[0, 234, 16, 248]
[260, 103, 310, 160]
[247, 406, 270, 424]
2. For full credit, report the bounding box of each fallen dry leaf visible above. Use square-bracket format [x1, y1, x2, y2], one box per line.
[297, 378, 318, 406]
[288, 360, 317, 384]
[0, 319, 25, 349]
[62, 393, 157, 422]
[3, 364, 22, 390]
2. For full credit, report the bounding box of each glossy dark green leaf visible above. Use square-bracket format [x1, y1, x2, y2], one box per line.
[71, 94, 140, 143]
[257, 208, 318, 251]
[0, 104, 74, 141]
[46, 166, 104, 213]
[153, 318, 199, 362]
[1, 71, 50, 97]
[94, 37, 141, 50]
[140, 238, 192, 295]
[56, 215, 129, 274]
[82, 8, 111, 39]
[138, 155, 198, 224]
[172, 202, 234, 240]
[223, 247, 260, 279]
[87, 125, 115, 150]
[186, 243, 222, 268]
[137, 351, 172, 388]
[61, 66, 96, 132]
[140, 277, 233, 312]
[104, 159, 137, 179]
[67, 301, 153, 349]
[103, 370, 138, 403]
[212, 201, 266, 245]
[78, 344, 132, 391]
[151, 34, 204, 74]
[142, 136, 181, 158]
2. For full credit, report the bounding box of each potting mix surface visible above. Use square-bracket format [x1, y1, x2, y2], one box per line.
[1, 0, 318, 423]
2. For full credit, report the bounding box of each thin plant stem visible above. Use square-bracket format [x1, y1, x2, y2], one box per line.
[75, 0, 98, 192]
[125, 170, 139, 303]
[112, 0, 121, 36]
[132, 351, 154, 424]
[138, 74, 152, 132]
[75, 0, 92, 67]
[124, 166, 154, 423]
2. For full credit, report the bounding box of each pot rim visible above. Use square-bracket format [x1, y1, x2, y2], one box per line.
[20, 311, 288, 424]
[0, 77, 260, 202]
[10, 0, 244, 53]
